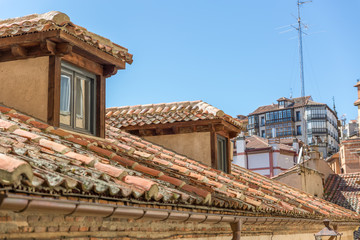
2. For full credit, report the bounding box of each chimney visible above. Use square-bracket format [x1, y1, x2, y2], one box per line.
[233, 134, 247, 168]
[292, 138, 299, 153]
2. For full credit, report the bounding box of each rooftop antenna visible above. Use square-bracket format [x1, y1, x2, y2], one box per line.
[332, 96, 337, 117]
[290, 88, 293, 99]
[296, 0, 311, 98]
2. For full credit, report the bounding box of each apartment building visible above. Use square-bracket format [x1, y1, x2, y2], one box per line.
[247, 96, 339, 158]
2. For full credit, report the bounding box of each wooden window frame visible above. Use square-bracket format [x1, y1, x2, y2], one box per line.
[48, 53, 106, 138]
[60, 61, 96, 135]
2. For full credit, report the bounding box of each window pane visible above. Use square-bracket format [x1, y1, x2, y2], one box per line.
[60, 75, 71, 126]
[75, 76, 90, 129]
[217, 136, 227, 172]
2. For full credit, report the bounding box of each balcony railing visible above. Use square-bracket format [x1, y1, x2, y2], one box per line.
[247, 123, 259, 129]
[307, 128, 327, 134]
[306, 114, 327, 120]
[266, 117, 293, 124]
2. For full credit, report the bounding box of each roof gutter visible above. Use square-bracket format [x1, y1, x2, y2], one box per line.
[0, 194, 358, 236]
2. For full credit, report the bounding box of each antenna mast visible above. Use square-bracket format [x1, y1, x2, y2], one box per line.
[297, 0, 307, 98]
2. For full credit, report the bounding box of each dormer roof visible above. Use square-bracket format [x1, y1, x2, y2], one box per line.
[276, 97, 294, 102]
[106, 100, 243, 130]
[0, 11, 132, 68]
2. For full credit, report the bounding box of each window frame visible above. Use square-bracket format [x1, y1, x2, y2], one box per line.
[216, 134, 228, 173]
[60, 61, 97, 135]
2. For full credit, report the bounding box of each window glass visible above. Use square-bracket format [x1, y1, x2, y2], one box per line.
[60, 74, 72, 126]
[217, 135, 228, 172]
[60, 62, 95, 134]
[75, 76, 92, 129]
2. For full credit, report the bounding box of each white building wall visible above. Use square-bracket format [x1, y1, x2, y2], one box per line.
[276, 153, 295, 169]
[248, 153, 269, 169]
[252, 169, 270, 176]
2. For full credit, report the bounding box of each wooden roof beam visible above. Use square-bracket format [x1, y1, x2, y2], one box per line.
[11, 45, 27, 57]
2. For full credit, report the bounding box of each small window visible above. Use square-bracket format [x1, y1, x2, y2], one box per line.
[261, 130, 265, 138]
[296, 125, 302, 135]
[296, 111, 301, 121]
[261, 116, 265, 126]
[60, 62, 96, 134]
[217, 135, 228, 172]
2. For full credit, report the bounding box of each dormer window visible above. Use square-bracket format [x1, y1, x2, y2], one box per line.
[60, 62, 96, 134]
[279, 101, 285, 107]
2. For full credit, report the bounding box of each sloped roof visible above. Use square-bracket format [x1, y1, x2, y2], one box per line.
[326, 152, 339, 163]
[324, 173, 360, 214]
[249, 96, 328, 115]
[0, 105, 357, 221]
[106, 100, 243, 130]
[246, 135, 296, 152]
[0, 11, 133, 64]
[272, 164, 323, 180]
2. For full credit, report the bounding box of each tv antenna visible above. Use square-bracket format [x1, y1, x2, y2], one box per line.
[296, 0, 311, 98]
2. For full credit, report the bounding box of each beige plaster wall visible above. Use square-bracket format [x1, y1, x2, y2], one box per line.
[274, 172, 302, 191]
[144, 132, 211, 166]
[304, 158, 334, 181]
[0, 57, 49, 122]
[301, 169, 324, 198]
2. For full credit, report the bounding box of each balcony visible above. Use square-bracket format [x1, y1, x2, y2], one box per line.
[247, 123, 259, 129]
[306, 114, 327, 121]
[266, 117, 293, 124]
[307, 128, 327, 134]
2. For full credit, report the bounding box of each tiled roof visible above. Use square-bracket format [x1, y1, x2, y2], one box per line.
[272, 164, 323, 180]
[0, 11, 132, 64]
[324, 173, 360, 213]
[249, 96, 326, 115]
[0, 105, 358, 220]
[246, 135, 296, 152]
[106, 100, 243, 129]
[326, 152, 339, 163]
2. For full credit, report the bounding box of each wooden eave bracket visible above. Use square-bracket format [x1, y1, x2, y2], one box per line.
[40, 39, 72, 56]
[103, 65, 118, 78]
[0, 31, 126, 72]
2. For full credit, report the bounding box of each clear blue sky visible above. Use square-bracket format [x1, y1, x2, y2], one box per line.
[2, 0, 360, 122]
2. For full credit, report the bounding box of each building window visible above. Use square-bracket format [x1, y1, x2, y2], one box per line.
[261, 130, 265, 138]
[296, 111, 301, 121]
[60, 62, 96, 134]
[261, 116, 265, 126]
[296, 125, 302, 135]
[217, 135, 228, 172]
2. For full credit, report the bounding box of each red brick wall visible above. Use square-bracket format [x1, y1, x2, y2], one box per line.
[340, 139, 360, 173]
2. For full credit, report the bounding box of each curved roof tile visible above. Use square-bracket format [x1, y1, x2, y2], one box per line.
[0, 105, 358, 220]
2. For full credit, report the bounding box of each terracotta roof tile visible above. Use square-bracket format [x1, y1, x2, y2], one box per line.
[0, 106, 357, 221]
[249, 96, 314, 115]
[324, 173, 360, 213]
[106, 100, 243, 130]
[0, 11, 132, 64]
[245, 135, 296, 152]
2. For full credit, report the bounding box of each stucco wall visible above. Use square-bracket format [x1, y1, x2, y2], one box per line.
[0, 57, 49, 121]
[274, 171, 302, 190]
[301, 168, 324, 198]
[144, 132, 211, 166]
[304, 158, 334, 181]
[248, 153, 269, 169]
[274, 153, 294, 169]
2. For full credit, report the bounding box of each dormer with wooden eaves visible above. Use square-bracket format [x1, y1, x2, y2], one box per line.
[0, 11, 132, 138]
[106, 101, 243, 173]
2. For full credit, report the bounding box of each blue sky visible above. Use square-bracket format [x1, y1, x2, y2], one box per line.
[2, 0, 360, 122]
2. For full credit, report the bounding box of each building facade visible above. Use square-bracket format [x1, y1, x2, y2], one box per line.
[233, 135, 298, 177]
[247, 96, 339, 158]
